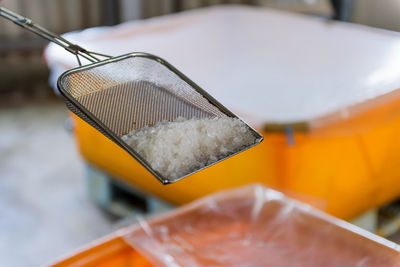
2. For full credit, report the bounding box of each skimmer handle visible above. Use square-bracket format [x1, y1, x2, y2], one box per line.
[0, 6, 112, 65]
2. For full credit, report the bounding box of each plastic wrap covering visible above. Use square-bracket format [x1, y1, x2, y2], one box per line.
[45, 5, 400, 132]
[123, 185, 400, 267]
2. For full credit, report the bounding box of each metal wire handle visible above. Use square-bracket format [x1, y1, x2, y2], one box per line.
[0, 6, 112, 66]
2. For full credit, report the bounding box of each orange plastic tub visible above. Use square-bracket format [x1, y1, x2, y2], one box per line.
[50, 186, 400, 266]
[45, 6, 400, 220]
[50, 235, 151, 267]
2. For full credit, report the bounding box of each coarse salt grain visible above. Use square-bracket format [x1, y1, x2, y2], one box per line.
[121, 117, 256, 180]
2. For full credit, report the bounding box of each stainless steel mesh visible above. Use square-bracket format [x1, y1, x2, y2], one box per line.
[58, 53, 263, 184]
[0, 7, 263, 184]
[62, 55, 227, 136]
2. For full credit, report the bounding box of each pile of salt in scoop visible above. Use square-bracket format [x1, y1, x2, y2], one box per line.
[121, 117, 256, 180]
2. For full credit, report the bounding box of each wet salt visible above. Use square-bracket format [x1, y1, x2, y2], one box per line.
[121, 117, 256, 180]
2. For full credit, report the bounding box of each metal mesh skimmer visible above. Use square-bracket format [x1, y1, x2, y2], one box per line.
[1, 7, 263, 184]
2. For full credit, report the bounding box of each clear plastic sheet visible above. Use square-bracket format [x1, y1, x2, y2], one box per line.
[123, 185, 400, 267]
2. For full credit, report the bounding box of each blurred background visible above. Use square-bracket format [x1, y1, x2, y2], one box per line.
[2, 0, 400, 266]
[4, 0, 400, 104]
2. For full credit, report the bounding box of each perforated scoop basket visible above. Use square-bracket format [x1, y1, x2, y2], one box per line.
[1, 7, 263, 184]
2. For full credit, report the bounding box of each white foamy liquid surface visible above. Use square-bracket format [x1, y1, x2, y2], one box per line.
[121, 117, 256, 180]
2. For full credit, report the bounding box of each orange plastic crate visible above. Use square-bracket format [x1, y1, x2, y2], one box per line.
[45, 6, 400, 220]
[51, 235, 152, 267]
[50, 185, 400, 266]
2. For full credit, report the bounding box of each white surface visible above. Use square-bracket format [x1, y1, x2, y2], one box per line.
[45, 5, 400, 127]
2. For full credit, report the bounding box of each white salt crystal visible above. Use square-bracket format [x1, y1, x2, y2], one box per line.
[121, 117, 256, 180]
